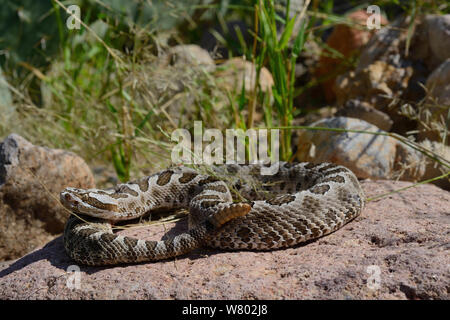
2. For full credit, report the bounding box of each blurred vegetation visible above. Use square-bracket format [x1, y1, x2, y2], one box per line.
[0, 0, 448, 183]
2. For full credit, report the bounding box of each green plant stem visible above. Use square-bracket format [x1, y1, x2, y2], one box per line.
[268, 125, 450, 169]
[366, 171, 450, 202]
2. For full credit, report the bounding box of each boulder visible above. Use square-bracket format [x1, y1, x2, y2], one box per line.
[164, 44, 215, 72]
[334, 15, 449, 137]
[215, 57, 274, 95]
[296, 117, 397, 179]
[335, 100, 393, 131]
[396, 139, 450, 190]
[417, 59, 450, 144]
[0, 180, 448, 299]
[426, 58, 450, 106]
[423, 14, 450, 69]
[295, 117, 450, 189]
[335, 60, 413, 110]
[315, 10, 388, 103]
[0, 134, 95, 261]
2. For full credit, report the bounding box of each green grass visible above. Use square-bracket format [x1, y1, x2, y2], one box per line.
[255, 0, 310, 161]
[0, 0, 448, 192]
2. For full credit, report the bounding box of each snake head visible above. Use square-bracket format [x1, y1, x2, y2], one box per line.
[60, 187, 120, 219]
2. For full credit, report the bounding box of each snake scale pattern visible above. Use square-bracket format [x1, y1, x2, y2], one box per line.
[61, 162, 365, 266]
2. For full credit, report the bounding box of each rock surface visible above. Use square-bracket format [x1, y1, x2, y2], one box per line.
[397, 139, 450, 190]
[0, 134, 95, 261]
[417, 58, 450, 144]
[0, 180, 448, 299]
[215, 57, 274, 95]
[334, 15, 441, 136]
[296, 117, 398, 180]
[423, 14, 450, 69]
[295, 117, 450, 189]
[164, 44, 215, 71]
[335, 100, 393, 132]
[335, 60, 413, 111]
[316, 10, 388, 103]
[426, 58, 450, 106]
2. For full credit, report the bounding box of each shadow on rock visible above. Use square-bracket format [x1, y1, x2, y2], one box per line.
[0, 236, 72, 278]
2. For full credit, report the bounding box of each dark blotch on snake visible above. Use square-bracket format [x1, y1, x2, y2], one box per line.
[195, 194, 221, 201]
[145, 240, 157, 251]
[201, 200, 221, 209]
[110, 193, 129, 199]
[317, 163, 337, 172]
[206, 184, 228, 194]
[236, 227, 251, 238]
[324, 168, 348, 176]
[85, 197, 118, 211]
[310, 184, 330, 195]
[178, 172, 198, 184]
[115, 185, 139, 197]
[100, 233, 117, 242]
[266, 194, 296, 206]
[156, 170, 174, 186]
[304, 162, 321, 170]
[198, 176, 220, 185]
[124, 237, 138, 249]
[130, 177, 149, 192]
[321, 175, 345, 184]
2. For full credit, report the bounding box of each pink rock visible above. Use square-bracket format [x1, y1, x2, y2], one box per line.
[0, 180, 448, 299]
[0, 134, 95, 261]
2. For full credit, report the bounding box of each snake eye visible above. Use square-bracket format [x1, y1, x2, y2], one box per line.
[64, 193, 78, 204]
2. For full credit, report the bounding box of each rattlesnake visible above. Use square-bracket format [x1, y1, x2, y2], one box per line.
[61, 162, 365, 266]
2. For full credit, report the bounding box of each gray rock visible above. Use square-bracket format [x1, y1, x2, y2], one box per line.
[295, 117, 449, 189]
[335, 15, 450, 128]
[296, 117, 397, 179]
[165, 44, 215, 72]
[215, 57, 274, 95]
[396, 139, 450, 190]
[0, 180, 448, 299]
[335, 100, 393, 131]
[0, 134, 95, 261]
[417, 58, 450, 144]
[425, 58, 450, 106]
[335, 60, 413, 111]
[357, 16, 410, 71]
[425, 14, 450, 68]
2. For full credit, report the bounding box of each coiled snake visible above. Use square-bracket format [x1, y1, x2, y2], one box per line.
[61, 162, 365, 266]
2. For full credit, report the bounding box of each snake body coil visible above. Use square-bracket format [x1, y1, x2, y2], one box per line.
[61, 162, 365, 266]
